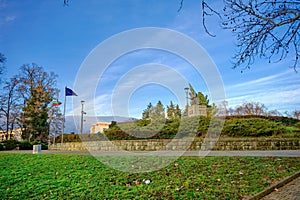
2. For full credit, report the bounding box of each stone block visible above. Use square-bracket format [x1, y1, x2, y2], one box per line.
[33, 144, 42, 154]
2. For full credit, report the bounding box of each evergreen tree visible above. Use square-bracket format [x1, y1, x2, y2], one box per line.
[174, 104, 182, 119]
[197, 92, 209, 106]
[18, 64, 58, 142]
[207, 103, 218, 118]
[152, 101, 165, 120]
[167, 101, 175, 119]
[142, 101, 165, 120]
[142, 102, 153, 120]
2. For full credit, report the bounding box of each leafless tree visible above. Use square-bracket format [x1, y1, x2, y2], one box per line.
[0, 53, 6, 83]
[222, 0, 300, 71]
[267, 109, 282, 116]
[293, 110, 300, 120]
[228, 101, 268, 116]
[180, 0, 300, 71]
[0, 77, 22, 140]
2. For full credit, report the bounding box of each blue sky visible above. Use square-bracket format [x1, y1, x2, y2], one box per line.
[1, 0, 299, 119]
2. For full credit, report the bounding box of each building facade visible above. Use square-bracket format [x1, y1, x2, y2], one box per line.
[0, 128, 23, 141]
[90, 122, 111, 134]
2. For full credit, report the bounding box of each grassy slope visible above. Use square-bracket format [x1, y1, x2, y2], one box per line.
[1, 154, 300, 199]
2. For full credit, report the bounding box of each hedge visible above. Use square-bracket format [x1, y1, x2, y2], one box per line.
[0, 140, 48, 151]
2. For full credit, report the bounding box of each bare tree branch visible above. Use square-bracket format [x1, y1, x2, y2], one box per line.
[178, 0, 300, 71]
[222, 0, 300, 71]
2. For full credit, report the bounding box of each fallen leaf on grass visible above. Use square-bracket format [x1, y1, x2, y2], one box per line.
[274, 188, 279, 192]
[133, 180, 140, 186]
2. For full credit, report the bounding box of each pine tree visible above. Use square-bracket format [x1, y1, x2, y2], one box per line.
[167, 101, 175, 119]
[174, 104, 182, 119]
[142, 102, 153, 120]
[197, 92, 209, 106]
[152, 101, 165, 120]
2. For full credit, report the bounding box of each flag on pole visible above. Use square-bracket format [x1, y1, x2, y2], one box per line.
[62, 86, 77, 144]
[65, 87, 77, 96]
[51, 99, 61, 107]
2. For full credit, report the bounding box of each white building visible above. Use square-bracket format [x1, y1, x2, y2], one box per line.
[90, 122, 111, 134]
[0, 128, 23, 141]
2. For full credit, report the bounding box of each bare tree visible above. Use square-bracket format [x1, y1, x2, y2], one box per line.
[228, 101, 268, 116]
[179, 0, 300, 70]
[293, 110, 300, 120]
[48, 107, 63, 144]
[267, 109, 282, 116]
[0, 53, 6, 83]
[222, 0, 300, 70]
[0, 77, 21, 140]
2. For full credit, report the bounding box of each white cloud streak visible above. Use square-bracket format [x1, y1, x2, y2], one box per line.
[226, 70, 300, 111]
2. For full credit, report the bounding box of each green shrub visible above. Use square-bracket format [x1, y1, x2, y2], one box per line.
[55, 134, 82, 143]
[0, 143, 4, 151]
[134, 119, 151, 126]
[105, 130, 137, 140]
[222, 118, 290, 137]
[19, 141, 33, 150]
[197, 117, 210, 136]
[1, 140, 19, 150]
[30, 141, 48, 150]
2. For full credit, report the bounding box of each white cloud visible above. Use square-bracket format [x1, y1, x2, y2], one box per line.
[228, 70, 291, 90]
[5, 15, 15, 22]
[225, 70, 300, 112]
[66, 94, 112, 116]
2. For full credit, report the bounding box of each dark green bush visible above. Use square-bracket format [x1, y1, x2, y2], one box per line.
[50, 117, 296, 141]
[1, 139, 19, 150]
[225, 115, 300, 126]
[55, 134, 82, 143]
[197, 116, 210, 136]
[30, 141, 48, 150]
[134, 119, 151, 126]
[105, 130, 137, 140]
[19, 141, 33, 150]
[222, 118, 290, 137]
[0, 143, 4, 151]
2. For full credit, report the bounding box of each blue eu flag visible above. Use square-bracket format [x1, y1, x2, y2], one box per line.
[65, 87, 77, 96]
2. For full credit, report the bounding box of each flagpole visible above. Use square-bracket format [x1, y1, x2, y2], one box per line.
[62, 86, 67, 144]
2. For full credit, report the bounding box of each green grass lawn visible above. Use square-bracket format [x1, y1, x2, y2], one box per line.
[0, 154, 299, 199]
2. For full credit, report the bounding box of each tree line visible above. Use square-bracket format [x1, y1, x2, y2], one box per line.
[142, 101, 182, 120]
[222, 101, 300, 119]
[0, 59, 60, 142]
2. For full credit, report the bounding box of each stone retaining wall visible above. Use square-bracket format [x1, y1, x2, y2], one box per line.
[50, 138, 300, 151]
